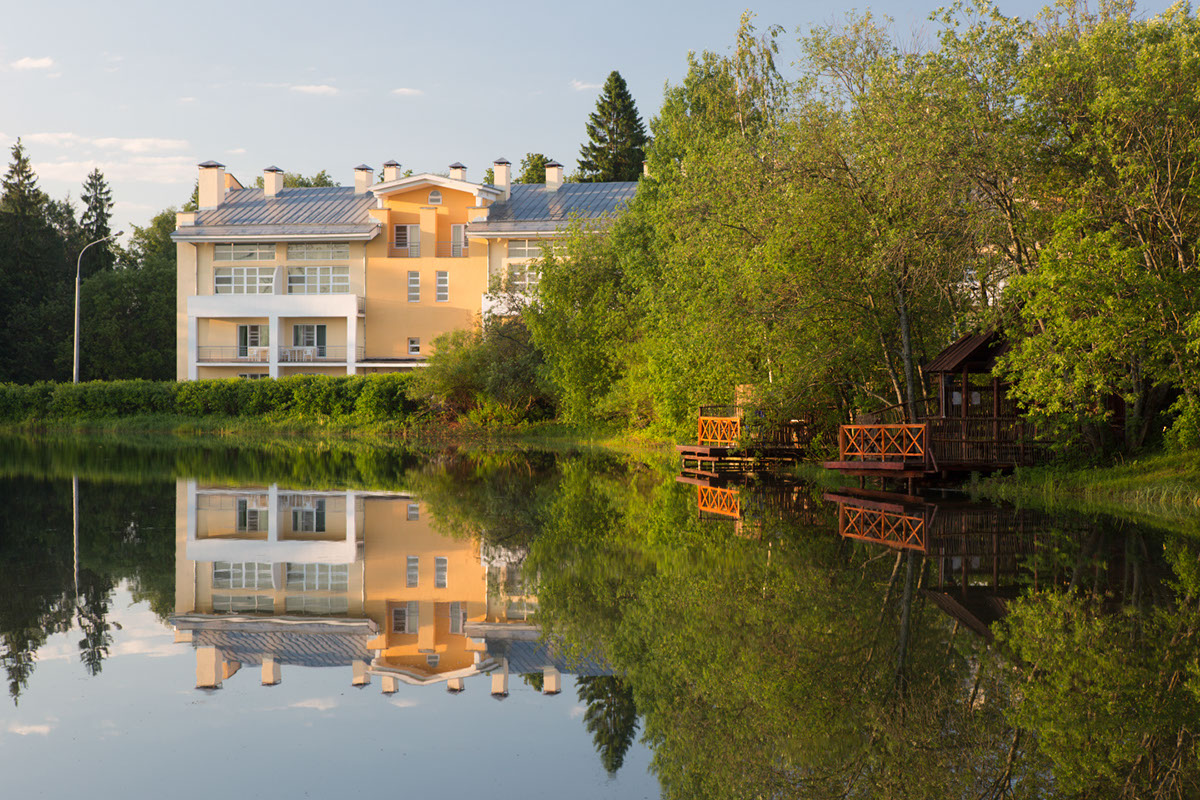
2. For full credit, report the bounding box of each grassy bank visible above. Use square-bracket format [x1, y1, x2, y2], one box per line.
[970, 451, 1200, 527]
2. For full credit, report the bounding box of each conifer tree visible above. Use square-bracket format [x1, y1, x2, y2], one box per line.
[0, 138, 47, 219]
[576, 71, 648, 182]
[80, 168, 115, 276]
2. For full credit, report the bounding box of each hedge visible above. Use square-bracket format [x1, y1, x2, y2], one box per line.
[0, 374, 418, 424]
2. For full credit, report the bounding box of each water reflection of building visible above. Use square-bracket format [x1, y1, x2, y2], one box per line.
[172, 480, 600, 694]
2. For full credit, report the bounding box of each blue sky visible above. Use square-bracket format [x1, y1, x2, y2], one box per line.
[0, 0, 1178, 235]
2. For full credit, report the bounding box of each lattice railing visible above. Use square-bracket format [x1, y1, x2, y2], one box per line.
[839, 505, 926, 551]
[697, 486, 740, 519]
[840, 424, 926, 461]
[698, 415, 741, 446]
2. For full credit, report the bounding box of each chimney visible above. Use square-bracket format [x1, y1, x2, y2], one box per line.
[354, 164, 373, 194]
[449, 162, 467, 181]
[382, 159, 401, 182]
[197, 161, 226, 210]
[545, 160, 563, 192]
[643, 160, 650, 177]
[263, 166, 283, 197]
[493, 157, 511, 201]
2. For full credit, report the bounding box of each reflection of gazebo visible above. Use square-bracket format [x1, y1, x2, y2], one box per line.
[825, 331, 1052, 483]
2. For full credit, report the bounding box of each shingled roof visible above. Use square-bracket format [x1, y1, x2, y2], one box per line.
[172, 186, 380, 242]
[468, 182, 638, 236]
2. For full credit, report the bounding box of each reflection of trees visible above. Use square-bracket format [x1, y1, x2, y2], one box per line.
[577, 675, 639, 777]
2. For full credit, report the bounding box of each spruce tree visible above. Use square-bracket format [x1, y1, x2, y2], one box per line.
[0, 138, 47, 219]
[576, 71, 648, 182]
[80, 168, 115, 276]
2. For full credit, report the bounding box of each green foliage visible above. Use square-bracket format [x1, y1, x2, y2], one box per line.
[79, 168, 115, 277]
[514, 153, 551, 185]
[251, 169, 338, 188]
[577, 71, 649, 182]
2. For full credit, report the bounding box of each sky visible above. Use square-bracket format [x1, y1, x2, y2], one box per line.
[0, 0, 1179, 237]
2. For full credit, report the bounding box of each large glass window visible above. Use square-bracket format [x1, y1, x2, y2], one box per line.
[392, 600, 419, 634]
[292, 324, 327, 355]
[285, 563, 348, 592]
[287, 266, 349, 294]
[212, 595, 274, 614]
[285, 596, 350, 615]
[290, 499, 326, 532]
[236, 498, 268, 532]
[214, 243, 275, 261]
[286, 243, 350, 261]
[214, 266, 274, 294]
[507, 239, 542, 259]
[394, 224, 420, 256]
[213, 562, 273, 590]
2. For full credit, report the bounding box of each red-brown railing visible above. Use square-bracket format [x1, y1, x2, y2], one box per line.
[839, 424, 927, 461]
[698, 415, 741, 446]
[697, 486, 740, 518]
[839, 504, 926, 550]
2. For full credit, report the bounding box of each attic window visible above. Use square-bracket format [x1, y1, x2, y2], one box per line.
[428, 190, 442, 205]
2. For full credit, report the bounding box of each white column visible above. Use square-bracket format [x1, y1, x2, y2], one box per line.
[346, 312, 357, 375]
[267, 485, 279, 543]
[269, 313, 281, 378]
[187, 316, 198, 380]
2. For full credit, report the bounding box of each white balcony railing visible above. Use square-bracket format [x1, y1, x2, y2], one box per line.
[197, 346, 271, 363]
[277, 345, 366, 363]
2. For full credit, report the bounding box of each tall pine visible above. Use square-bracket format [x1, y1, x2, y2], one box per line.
[576, 71, 648, 182]
[80, 168, 115, 277]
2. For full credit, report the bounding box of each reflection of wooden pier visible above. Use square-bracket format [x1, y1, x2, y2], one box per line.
[679, 474, 828, 536]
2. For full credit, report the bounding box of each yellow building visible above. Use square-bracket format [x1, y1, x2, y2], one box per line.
[173, 159, 637, 380]
[171, 481, 576, 693]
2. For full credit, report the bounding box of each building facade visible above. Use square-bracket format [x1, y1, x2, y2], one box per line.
[173, 158, 637, 380]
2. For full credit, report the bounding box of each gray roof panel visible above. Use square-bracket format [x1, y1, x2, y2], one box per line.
[173, 186, 379, 241]
[470, 182, 637, 236]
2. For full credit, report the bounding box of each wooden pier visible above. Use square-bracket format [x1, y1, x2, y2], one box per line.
[678, 405, 821, 478]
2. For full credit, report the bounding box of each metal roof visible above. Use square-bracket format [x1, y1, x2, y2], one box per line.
[172, 186, 379, 242]
[469, 181, 637, 236]
[193, 628, 376, 668]
[484, 636, 612, 677]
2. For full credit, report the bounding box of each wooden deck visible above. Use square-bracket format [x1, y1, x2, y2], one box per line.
[680, 406, 823, 477]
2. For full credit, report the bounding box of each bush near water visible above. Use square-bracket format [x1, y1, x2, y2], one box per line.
[0, 374, 417, 424]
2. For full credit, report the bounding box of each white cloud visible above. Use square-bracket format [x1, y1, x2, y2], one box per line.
[32, 155, 196, 186]
[24, 132, 86, 148]
[8, 721, 53, 736]
[569, 704, 586, 719]
[390, 697, 418, 708]
[11, 56, 55, 71]
[291, 84, 338, 96]
[391, 87, 423, 97]
[290, 697, 337, 711]
[177, 96, 196, 104]
[570, 79, 602, 91]
[93, 137, 188, 154]
[226, 147, 246, 155]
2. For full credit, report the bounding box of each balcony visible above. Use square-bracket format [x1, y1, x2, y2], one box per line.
[386, 241, 475, 258]
[189, 293, 364, 319]
[388, 242, 421, 258]
[278, 345, 366, 363]
[197, 346, 271, 363]
[435, 241, 470, 258]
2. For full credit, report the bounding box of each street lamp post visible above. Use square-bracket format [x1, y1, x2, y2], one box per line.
[73, 231, 123, 384]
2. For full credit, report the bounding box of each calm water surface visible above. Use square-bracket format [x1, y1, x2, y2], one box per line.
[0, 436, 1196, 799]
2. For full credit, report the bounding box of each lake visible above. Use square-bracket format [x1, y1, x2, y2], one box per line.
[0, 435, 1195, 799]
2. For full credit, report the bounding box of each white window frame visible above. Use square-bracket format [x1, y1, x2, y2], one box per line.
[238, 373, 269, 380]
[507, 239, 542, 259]
[450, 223, 466, 257]
[215, 266, 275, 294]
[435, 556, 448, 589]
[236, 498, 267, 532]
[392, 600, 419, 634]
[212, 594, 274, 614]
[436, 270, 448, 303]
[287, 265, 349, 295]
[428, 190, 442, 205]
[285, 596, 350, 616]
[291, 498, 327, 532]
[213, 562, 273, 590]
[407, 555, 419, 588]
[286, 243, 350, 261]
[449, 601, 466, 635]
[285, 562, 348, 592]
[407, 271, 420, 302]
[214, 243, 275, 261]
[406, 502, 419, 521]
[394, 224, 420, 257]
[408, 337, 420, 356]
[293, 324, 327, 355]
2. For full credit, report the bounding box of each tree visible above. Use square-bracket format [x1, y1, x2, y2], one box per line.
[251, 169, 338, 189]
[514, 153, 551, 185]
[577, 675, 640, 776]
[0, 138, 47, 218]
[79, 168, 115, 277]
[577, 71, 649, 182]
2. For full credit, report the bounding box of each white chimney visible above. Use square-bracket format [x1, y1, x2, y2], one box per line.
[449, 162, 467, 181]
[354, 164, 373, 194]
[197, 161, 226, 210]
[383, 160, 401, 182]
[545, 160, 563, 192]
[263, 166, 283, 197]
[643, 160, 650, 177]
[493, 157, 511, 201]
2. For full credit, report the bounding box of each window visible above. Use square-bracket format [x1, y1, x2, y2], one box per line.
[428, 190, 442, 205]
[286, 243, 349, 261]
[449, 601, 466, 635]
[287, 265, 349, 294]
[426, 653, 440, 668]
[293, 324, 327, 356]
[291, 499, 326, 532]
[236, 498, 267, 532]
[435, 556, 448, 589]
[214, 243, 274, 261]
[213, 594, 274, 614]
[392, 600, 419, 634]
[238, 372, 269, 380]
[394, 224, 420, 256]
[407, 271, 420, 302]
[508, 265, 540, 294]
[436, 271, 448, 302]
[285, 563, 348, 592]
[214, 266, 274, 294]
[507, 239, 542, 259]
[285, 596, 349, 615]
[407, 555, 419, 588]
[450, 224, 466, 257]
[406, 502, 419, 521]
[237, 324, 268, 357]
[213, 562, 273, 590]
[408, 337, 420, 355]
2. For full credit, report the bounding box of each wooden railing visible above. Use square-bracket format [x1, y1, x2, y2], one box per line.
[697, 486, 740, 518]
[698, 414, 741, 446]
[840, 424, 927, 461]
[926, 417, 1046, 466]
[839, 504, 926, 551]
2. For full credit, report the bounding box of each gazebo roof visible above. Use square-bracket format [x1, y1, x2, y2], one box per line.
[924, 330, 1008, 375]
